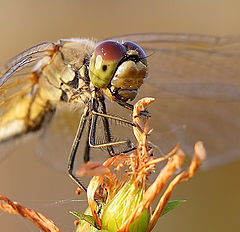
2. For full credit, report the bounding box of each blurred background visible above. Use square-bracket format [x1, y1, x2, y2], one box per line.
[0, 0, 240, 231]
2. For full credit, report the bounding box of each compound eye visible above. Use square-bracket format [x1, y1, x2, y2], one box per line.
[95, 40, 127, 63]
[123, 41, 147, 65]
[89, 41, 127, 88]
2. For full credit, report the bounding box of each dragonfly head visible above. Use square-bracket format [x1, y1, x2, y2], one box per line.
[89, 40, 147, 102]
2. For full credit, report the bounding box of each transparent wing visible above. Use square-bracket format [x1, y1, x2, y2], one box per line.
[0, 42, 56, 86]
[35, 107, 83, 171]
[109, 33, 240, 169]
[0, 42, 57, 160]
[109, 33, 240, 100]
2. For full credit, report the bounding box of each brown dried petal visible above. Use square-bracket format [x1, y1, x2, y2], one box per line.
[76, 161, 111, 177]
[120, 150, 185, 231]
[148, 141, 206, 231]
[132, 97, 155, 141]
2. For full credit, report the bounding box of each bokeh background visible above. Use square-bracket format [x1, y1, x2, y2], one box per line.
[0, 0, 240, 231]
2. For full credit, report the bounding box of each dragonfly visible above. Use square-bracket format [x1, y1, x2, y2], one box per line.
[0, 33, 240, 190]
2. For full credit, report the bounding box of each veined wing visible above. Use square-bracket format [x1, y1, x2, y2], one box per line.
[109, 33, 240, 169]
[0, 42, 56, 86]
[0, 42, 57, 160]
[0, 42, 56, 105]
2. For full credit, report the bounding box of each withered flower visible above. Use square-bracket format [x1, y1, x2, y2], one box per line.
[73, 97, 206, 232]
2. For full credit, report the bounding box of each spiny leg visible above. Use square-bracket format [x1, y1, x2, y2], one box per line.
[67, 102, 147, 191]
[115, 100, 151, 117]
[89, 109, 136, 150]
[89, 106, 151, 155]
[91, 111, 134, 127]
[67, 107, 89, 191]
[67, 103, 131, 191]
[83, 116, 91, 163]
[99, 98, 115, 156]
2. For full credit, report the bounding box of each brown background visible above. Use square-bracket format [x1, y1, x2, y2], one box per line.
[0, 0, 240, 231]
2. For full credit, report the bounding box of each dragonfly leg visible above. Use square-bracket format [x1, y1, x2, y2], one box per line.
[83, 116, 91, 163]
[89, 110, 134, 150]
[99, 99, 115, 156]
[91, 111, 134, 127]
[67, 107, 89, 191]
[116, 100, 151, 117]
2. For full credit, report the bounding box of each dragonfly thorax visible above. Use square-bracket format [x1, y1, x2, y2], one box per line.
[35, 39, 103, 107]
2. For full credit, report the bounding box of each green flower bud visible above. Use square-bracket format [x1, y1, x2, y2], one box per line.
[102, 181, 150, 232]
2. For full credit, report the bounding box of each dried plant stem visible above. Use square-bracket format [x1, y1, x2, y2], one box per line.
[0, 195, 62, 232]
